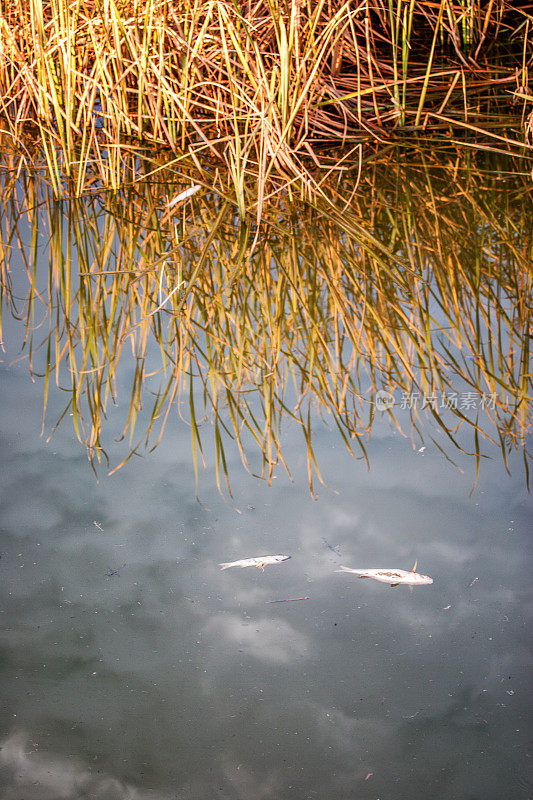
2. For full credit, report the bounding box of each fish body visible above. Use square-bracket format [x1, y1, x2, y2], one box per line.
[219, 555, 291, 571]
[168, 185, 201, 208]
[336, 565, 433, 586]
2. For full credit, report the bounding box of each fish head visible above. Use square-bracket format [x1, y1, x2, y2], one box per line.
[412, 572, 433, 585]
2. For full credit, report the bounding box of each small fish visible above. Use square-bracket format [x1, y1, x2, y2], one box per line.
[219, 555, 291, 571]
[168, 185, 201, 208]
[336, 561, 433, 587]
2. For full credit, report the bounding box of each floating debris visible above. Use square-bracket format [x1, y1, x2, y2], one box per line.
[322, 538, 341, 557]
[105, 563, 126, 577]
[265, 597, 309, 604]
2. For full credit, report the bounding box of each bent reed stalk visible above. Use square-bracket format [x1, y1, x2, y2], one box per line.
[0, 143, 531, 493]
[0, 0, 531, 199]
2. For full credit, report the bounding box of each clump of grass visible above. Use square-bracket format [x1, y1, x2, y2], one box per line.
[0, 141, 531, 493]
[0, 0, 530, 199]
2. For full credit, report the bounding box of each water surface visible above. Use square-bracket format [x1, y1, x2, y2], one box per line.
[0, 356, 530, 800]
[0, 147, 531, 800]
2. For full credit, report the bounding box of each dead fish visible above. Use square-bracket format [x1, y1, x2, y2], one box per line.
[336, 561, 433, 587]
[219, 555, 291, 571]
[168, 185, 201, 208]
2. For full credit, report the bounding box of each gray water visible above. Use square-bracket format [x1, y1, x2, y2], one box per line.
[0, 350, 531, 800]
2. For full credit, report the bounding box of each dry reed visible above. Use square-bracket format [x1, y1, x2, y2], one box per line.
[0, 0, 530, 199]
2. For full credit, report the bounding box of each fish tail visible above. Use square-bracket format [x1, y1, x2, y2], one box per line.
[336, 566, 366, 574]
[219, 562, 232, 570]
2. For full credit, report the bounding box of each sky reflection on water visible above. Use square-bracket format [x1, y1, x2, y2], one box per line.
[0, 350, 531, 800]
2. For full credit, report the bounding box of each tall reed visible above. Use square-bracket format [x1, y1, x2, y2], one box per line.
[0, 0, 530, 199]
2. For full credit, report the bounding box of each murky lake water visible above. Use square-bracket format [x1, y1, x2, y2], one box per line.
[0, 151, 531, 799]
[0, 355, 531, 800]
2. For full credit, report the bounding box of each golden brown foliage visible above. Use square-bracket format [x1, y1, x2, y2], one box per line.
[0, 0, 530, 198]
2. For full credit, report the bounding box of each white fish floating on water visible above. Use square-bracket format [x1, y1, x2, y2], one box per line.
[336, 561, 433, 587]
[168, 185, 201, 208]
[219, 555, 291, 571]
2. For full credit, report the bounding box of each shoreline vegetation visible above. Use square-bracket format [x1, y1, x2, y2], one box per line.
[0, 0, 531, 199]
[0, 2, 531, 492]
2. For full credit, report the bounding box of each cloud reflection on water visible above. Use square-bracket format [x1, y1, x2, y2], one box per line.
[0, 732, 172, 800]
[0, 354, 530, 799]
[203, 614, 311, 665]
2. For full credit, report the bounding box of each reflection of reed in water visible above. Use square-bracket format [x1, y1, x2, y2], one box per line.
[0, 145, 531, 493]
